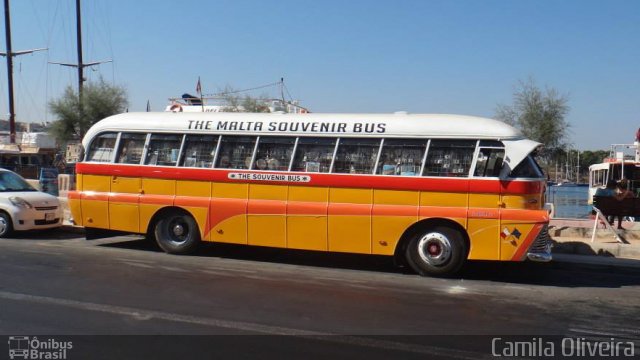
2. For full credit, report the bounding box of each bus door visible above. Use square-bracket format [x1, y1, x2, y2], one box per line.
[109, 133, 146, 233]
[467, 143, 504, 260]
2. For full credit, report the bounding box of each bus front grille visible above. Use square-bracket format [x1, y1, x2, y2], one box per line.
[527, 225, 552, 262]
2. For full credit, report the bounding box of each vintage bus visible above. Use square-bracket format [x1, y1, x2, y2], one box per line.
[68, 112, 551, 276]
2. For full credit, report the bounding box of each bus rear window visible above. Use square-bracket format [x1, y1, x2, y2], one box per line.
[509, 155, 544, 178]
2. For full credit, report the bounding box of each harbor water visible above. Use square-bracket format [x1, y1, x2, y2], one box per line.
[546, 185, 591, 219]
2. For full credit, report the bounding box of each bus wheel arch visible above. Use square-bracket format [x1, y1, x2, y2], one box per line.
[149, 206, 201, 255]
[395, 218, 469, 277]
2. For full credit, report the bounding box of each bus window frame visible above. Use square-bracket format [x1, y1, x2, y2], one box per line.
[331, 137, 382, 175]
[472, 143, 506, 178]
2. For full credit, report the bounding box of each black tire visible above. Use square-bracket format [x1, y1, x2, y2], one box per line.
[405, 226, 467, 277]
[154, 210, 201, 254]
[0, 212, 13, 238]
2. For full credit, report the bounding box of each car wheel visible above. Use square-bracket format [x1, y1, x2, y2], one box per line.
[154, 210, 201, 254]
[405, 226, 467, 277]
[0, 212, 14, 238]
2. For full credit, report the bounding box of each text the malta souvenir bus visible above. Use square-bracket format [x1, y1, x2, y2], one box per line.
[68, 112, 551, 276]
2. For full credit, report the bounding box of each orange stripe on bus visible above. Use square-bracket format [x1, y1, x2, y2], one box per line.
[80, 192, 109, 202]
[68, 191, 82, 200]
[140, 194, 174, 206]
[511, 223, 544, 261]
[328, 203, 372, 216]
[419, 206, 467, 218]
[175, 196, 210, 208]
[287, 201, 328, 215]
[372, 205, 418, 217]
[209, 197, 247, 229]
[501, 209, 548, 222]
[109, 193, 140, 203]
[247, 199, 286, 214]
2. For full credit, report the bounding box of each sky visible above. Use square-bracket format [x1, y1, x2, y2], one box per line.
[0, 0, 638, 150]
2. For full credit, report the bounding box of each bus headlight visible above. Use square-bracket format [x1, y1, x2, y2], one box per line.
[9, 196, 33, 209]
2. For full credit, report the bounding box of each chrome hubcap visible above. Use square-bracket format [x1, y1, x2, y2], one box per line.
[172, 223, 185, 237]
[417, 232, 452, 266]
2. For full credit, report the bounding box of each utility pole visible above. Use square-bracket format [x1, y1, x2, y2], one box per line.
[1, 0, 46, 144]
[50, 0, 111, 102]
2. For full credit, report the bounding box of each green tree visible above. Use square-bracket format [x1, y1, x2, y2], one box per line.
[579, 150, 609, 173]
[495, 78, 570, 164]
[49, 78, 128, 143]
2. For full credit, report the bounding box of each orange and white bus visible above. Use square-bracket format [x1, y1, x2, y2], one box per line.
[68, 112, 551, 276]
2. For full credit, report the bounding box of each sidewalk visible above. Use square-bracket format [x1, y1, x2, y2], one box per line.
[550, 217, 640, 268]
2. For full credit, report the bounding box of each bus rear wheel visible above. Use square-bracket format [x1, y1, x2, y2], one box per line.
[405, 226, 467, 277]
[154, 210, 201, 254]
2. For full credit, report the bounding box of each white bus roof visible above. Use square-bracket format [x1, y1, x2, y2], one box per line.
[84, 112, 524, 146]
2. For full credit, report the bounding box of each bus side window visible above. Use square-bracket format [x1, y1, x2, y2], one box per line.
[116, 133, 147, 165]
[145, 134, 183, 166]
[473, 148, 504, 177]
[376, 139, 426, 176]
[423, 140, 476, 177]
[86, 132, 118, 162]
[333, 138, 381, 174]
[214, 136, 257, 169]
[180, 135, 219, 168]
[291, 137, 336, 173]
[252, 137, 295, 171]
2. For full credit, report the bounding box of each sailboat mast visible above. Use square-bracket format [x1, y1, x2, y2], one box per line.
[576, 150, 580, 184]
[3, 0, 16, 144]
[75, 0, 84, 100]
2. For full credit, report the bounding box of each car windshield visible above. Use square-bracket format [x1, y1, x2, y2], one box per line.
[0, 172, 36, 192]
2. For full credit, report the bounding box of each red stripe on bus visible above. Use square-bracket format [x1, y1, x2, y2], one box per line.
[76, 163, 543, 195]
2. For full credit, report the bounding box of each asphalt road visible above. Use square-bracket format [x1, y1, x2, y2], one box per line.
[0, 228, 639, 359]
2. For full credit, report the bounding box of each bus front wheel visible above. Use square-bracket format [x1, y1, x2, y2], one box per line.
[405, 226, 467, 277]
[154, 211, 201, 254]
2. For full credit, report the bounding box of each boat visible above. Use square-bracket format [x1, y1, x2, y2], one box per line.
[587, 129, 640, 204]
[165, 79, 310, 114]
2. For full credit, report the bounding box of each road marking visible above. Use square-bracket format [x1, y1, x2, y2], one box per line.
[115, 258, 154, 264]
[122, 262, 154, 268]
[446, 285, 467, 294]
[0, 290, 489, 359]
[159, 266, 189, 272]
[13, 249, 64, 256]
